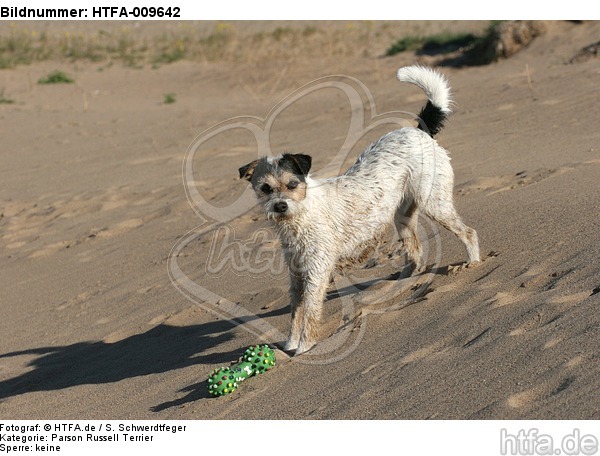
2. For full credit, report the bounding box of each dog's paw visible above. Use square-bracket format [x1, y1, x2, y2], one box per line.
[448, 261, 480, 274]
[284, 338, 299, 352]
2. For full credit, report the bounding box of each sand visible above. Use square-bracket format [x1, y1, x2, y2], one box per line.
[0, 20, 598, 419]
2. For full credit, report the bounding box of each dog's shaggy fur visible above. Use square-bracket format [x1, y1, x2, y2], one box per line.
[239, 66, 480, 354]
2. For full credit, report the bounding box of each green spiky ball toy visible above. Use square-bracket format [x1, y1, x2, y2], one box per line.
[207, 345, 275, 397]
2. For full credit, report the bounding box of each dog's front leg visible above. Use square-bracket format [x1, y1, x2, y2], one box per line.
[284, 270, 304, 352]
[296, 263, 332, 354]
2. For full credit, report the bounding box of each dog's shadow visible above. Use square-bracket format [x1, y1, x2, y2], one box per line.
[0, 318, 252, 407]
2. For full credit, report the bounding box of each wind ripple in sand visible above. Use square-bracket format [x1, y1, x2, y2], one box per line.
[507, 373, 578, 409]
[456, 159, 600, 197]
[1, 187, 175, 260]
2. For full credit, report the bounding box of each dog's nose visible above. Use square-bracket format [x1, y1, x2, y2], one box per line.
[274, 201, 288, 213]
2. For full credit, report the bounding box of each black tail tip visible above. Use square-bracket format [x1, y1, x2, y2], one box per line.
[417, 100, 447, 137]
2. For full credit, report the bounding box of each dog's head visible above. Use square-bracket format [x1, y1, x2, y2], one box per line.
[239, 153, 312, 221]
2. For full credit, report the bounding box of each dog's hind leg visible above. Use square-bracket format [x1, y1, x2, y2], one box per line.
[423, 199, 480, 265]
[394, 199, 423, 276]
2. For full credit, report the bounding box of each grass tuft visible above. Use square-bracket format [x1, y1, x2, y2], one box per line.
[0, 89, 15, 104]
[385, 35, 424, 56]
[38, 70, 74, 84]
[386, 31, 480, 57]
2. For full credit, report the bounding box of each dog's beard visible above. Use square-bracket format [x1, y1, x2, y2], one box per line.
[266, 210, 280, 221]
[265, 209, 290, 222]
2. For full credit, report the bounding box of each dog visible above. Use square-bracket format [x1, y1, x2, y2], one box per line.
[239, 66, 480, 354]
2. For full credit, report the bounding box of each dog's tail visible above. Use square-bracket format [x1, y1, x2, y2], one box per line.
[396, 65, 452, 137]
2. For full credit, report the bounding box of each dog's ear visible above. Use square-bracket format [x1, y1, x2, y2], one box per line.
[238, 160, 259, 181]
[282, 153, 312, 176]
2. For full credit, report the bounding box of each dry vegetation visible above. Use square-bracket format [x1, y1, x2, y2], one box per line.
[466, 20, 547, 65]
[0, 20, 548, 70]
[0, 21, 499, 69]
[0, 22, 404, 68]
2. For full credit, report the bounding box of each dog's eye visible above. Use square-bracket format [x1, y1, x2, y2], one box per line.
[260, 183, 273, 194]
[287, 181, 299, 190]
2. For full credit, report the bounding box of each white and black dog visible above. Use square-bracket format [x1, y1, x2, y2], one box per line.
[239, 66, 480, 354]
